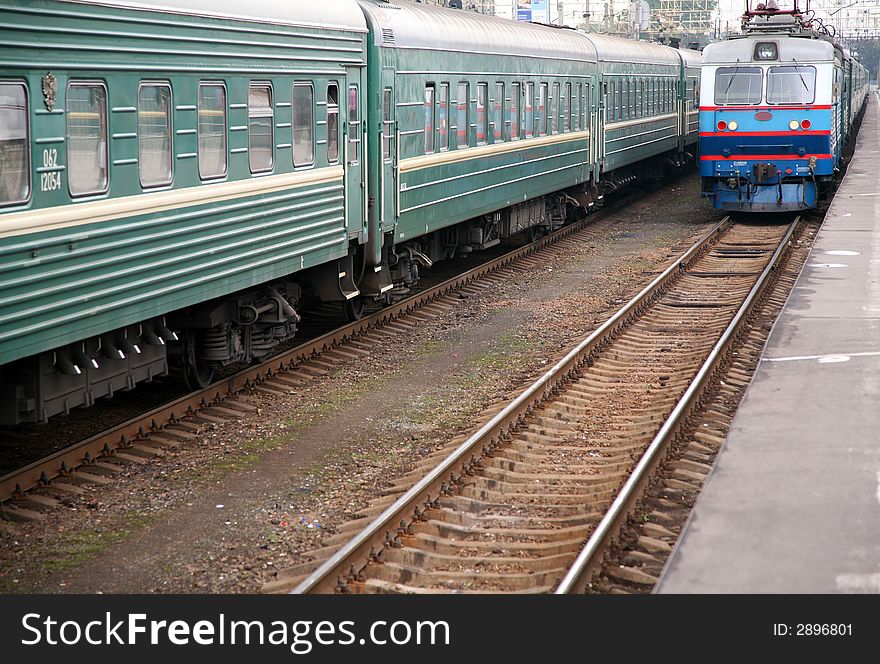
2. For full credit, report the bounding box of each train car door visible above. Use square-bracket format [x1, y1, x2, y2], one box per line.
[379, 67, 396, 234]
[345, 67, 367, 241]
[597, 80, 606, 170]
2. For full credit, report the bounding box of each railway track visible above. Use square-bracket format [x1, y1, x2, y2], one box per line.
[589, 218, 817, 593]
[284, 216, 802, 594]
[0, 193, 645, 519]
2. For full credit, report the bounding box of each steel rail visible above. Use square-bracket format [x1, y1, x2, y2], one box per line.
[554, 216, 799, 594]
[292, 216, 733, 594]
[0, 194, 639, 504]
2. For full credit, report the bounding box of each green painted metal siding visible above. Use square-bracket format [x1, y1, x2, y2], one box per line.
[603, 115, 679, 171]
[0, 179, 345, 364]
[598, 59, 681, 173]
[398, 139, 589, 237]
[0, 0, 367, 365]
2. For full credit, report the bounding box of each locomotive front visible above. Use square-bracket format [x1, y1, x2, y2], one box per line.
[700, 36, 837, 211]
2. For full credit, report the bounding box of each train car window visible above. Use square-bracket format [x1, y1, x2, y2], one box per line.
[248, 83, 274, 173]
[494, 83, 504, 143]
[424, 85, 435, 154]
[767, 66, 816, 105]
[383, 88, 394, 158]
[618, 81, 624, 120]
[635, 80, 640, 118]
[327, 83, 340, 164]
[510, 83, 520, 140]
[0, 82, 30, 206]
[525, 82, 534, 138]
[439, 83, 449, 151]
[628, 80, 634, 119]
[293, 83, 315, 167]
[617, 81, 622, 119]
[137, 82, 173, 188]
[607, 82, 613, 121]
[67, 81, 109, 197]
[574, 83, 581, 130]
[476, 83, 488, 145]
[198, 83, 227, 180]
[348, 85, 360, 164]
[714, 66, 762, 105]
[563, 83, 571, 132]
[582, 84, 588, 129]
[550, 83, 559, 134]
[456, 83, 469, 148]
[539, 83, 548, 136]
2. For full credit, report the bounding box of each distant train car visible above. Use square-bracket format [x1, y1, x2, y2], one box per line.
[0, 0, 700, 425]
[699, 5, 868, 212]
[355, 2, 603, 305]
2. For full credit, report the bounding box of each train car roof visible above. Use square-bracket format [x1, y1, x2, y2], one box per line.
[356, 1, 597, 63]
[702, 36, 835, 64]
[582, 33, 681, 66]
[60, 0, 368, 31]
[677, 47, 703, 68]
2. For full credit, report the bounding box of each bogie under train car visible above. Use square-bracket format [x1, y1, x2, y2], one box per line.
[700, 4, 868, 211]
[0, 0, 702, 425]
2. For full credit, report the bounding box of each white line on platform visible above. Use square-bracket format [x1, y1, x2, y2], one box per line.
[763, 351, 880, 363]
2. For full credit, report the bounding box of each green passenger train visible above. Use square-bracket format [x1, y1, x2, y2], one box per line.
[0, 0, 701, 425]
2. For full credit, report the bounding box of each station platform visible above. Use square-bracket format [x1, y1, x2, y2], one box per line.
[657, 93, 880, 594]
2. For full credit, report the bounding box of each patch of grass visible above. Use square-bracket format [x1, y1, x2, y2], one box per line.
[468, 332, 540, 373]
[415, 337, 453, 359]
[38, 511, 160, 575]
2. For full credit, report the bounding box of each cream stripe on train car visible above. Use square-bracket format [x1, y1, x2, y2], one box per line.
[0, 167, 345, 240]
[399, 130, 591, 174]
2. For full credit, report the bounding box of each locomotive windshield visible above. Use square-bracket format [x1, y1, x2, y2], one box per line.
[714, 66, 763, 105]
[767, 66, 816, 104]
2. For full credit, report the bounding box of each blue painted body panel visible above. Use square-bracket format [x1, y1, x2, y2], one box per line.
[700, 107, 836, 211]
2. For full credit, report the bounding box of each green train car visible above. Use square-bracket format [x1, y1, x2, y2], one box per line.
[0, 0, 701, 424]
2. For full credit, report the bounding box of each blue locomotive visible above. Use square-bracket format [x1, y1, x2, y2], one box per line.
[700, 1, 869, 211]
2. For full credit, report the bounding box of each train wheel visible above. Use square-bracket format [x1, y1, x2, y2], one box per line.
[182, 334, 215, 389]
[184, 360, 214, 390]
[343, 296, 365, 322]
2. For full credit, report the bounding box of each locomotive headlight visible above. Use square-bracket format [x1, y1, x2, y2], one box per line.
[728, 121, 738, 131]
[789, 120, 800, 130]
[755, 42, 778, 60]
